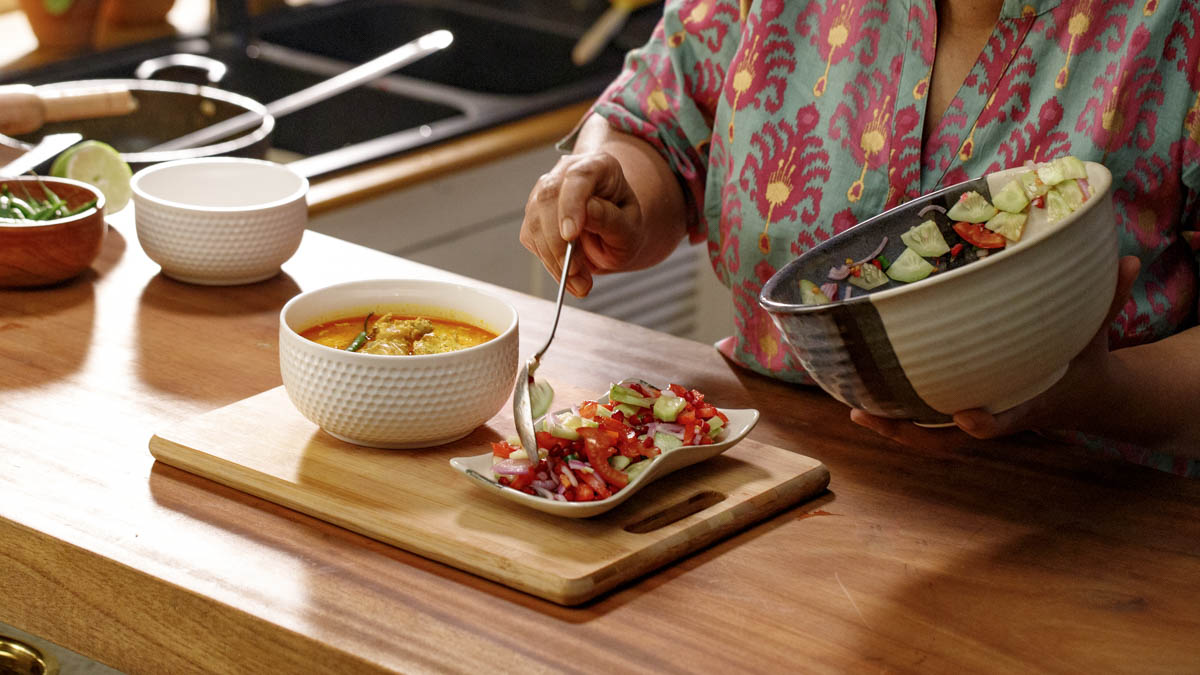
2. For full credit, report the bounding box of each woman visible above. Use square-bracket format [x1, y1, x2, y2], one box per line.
[520, 0, 1200, 474]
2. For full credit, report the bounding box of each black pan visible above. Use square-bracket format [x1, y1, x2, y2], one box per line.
[1, 78, 274, 173]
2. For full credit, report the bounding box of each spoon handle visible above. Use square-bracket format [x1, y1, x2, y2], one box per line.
[532, 240, 574, 364]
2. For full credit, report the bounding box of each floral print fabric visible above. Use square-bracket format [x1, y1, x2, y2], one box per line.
[577, 0, 1200, 475]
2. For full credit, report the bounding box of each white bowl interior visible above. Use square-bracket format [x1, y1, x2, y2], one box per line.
[132, 158, 307, 210]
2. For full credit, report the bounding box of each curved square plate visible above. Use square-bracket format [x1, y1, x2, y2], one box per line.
[450, 403, 760, 518]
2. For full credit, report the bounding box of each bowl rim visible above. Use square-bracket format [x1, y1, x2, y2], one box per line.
[759, 161, 1113, 315]
[279, 277, 520, 362]
[0, 175, 106, 228]
[131, 157, 309, 213]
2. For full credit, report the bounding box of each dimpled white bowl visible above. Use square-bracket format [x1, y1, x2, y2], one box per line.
[279, 278, 519, 448]
[131, 157, 307, 285]
[759, 160, 1117, 425]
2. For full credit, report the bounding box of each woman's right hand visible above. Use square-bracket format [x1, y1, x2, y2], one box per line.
[520, 149, 645, 297]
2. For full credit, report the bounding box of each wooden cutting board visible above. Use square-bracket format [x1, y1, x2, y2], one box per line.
[149, 386, 830, 605]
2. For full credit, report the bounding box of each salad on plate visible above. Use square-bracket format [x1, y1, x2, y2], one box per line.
[489, 380, 729, 502]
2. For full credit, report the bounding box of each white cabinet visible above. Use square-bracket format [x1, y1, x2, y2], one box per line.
[309, 145, 734, 345]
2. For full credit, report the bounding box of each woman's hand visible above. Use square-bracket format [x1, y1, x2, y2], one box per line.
[520, 149, 645, 297]
[519, 114, 689, 297]
[850, 255, 1143, 449]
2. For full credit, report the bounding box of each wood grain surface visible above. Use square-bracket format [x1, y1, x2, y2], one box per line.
[2, 208, 1200, 674]
[148, 386, 830, 605]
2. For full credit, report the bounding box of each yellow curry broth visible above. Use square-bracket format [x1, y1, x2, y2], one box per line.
[300, 313, 496, 355]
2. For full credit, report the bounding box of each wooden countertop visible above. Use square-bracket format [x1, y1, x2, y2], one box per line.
[3, 205, 1200, 673]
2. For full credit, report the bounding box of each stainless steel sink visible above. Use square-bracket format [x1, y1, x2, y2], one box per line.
[0, 0, 654, 177]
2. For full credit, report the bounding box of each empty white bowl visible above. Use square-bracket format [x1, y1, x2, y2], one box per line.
[279, 278, 519, 448]
[759, 160, 1117, 424]
[131, 157, 307, 285]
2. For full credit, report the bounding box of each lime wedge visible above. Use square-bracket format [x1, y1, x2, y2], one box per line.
[50, 140, 133, 213]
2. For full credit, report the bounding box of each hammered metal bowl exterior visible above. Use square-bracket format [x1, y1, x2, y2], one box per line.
[131, 158, 307, 285]
[279, 279, 519, 448]
[760, 161, 1117, 421]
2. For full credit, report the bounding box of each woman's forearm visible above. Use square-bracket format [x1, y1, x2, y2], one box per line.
[572, 114, 689, 269]
[1088, 325, 1200, 456]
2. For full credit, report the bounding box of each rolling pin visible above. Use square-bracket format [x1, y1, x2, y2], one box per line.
[0, 84, 138, 136]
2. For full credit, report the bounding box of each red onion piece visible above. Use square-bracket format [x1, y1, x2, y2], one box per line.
[918, 203, 947, 218]
[842, 285, 854, 301]
[567, 459, 591, 472]
[561, 466, 578, 487]
[852, 235, 888, 267]
[828, 264, 850, 280]
[492, 458, 533, 475]
[532, 486, 556, 500]
[820, 282, 838, 300]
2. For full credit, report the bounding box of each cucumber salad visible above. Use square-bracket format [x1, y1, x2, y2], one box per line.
[489, 380, 729, 502]
[801, 155, 1092, 305]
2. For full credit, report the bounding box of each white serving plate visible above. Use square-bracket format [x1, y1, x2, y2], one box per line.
[450, 401, 759, 518]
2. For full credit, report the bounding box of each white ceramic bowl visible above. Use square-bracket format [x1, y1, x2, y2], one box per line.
[279, 278, 519, 448]
[759, 160, 1117, 424]
[131, 157, 307, 285]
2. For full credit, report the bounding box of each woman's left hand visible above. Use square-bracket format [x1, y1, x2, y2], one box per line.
[850, 255, 1142, 449]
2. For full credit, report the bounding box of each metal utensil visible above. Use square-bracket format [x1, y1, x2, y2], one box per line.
[513, 241, 574, 456]
[0, 132, 81, 176]
[144, 29, 454, 152]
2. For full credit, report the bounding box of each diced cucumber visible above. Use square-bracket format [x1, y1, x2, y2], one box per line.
[615, 403, 641, 417]
[1045, 188, 1071, 222]
[885, 247, 935, 283]
[799, 279, 832, 305]
[1055, 155, 1087, 180]
[529, 378, 554, 420]
[625, 460, 651, 481]
[984, 210, 1027, 242]
[706, 415, 725, 438]
[609, 455, 631, 471]
[654, 432, 684, 453]
[900, 219, 950, 257]
[848, 262, 888, 290]
[549, 413, 585, 440]
[1036, 161, 1065, 186]
[1019, 171, 1050, 198]
[1055, 179, 1085, 210]
[946, 190, 997, 223]
[653, 394, 688, 422]
[592, 404, 614, 418]
[992, 179, 1029, 213]
[609, 383, 654, 408]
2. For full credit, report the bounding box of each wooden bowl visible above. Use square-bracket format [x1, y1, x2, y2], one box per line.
[0, 176, 107, 287]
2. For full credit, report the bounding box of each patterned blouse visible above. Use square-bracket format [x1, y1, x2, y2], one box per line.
[576, 0, 1200, 475]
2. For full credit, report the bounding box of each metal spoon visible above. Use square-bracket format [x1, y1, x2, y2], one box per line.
[144, 29, 454, 152]
[513, 241, 574, 456]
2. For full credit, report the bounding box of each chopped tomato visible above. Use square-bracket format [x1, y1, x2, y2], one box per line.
[952, 222, 1006, 249]
[695, 403, 718, 419]
[668, 383, 688, 397]
[491, 440, 518, 458]
[536, 430, 567, 451]
[579, 401, 598, 419]
[576, 482, 595, 501]
[677, 409, 697, 427]
[583, 444, 629, 489]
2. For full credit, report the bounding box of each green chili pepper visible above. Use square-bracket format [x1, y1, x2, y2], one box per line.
[64, 198, 97, 217]
[346, 312, 375, 352]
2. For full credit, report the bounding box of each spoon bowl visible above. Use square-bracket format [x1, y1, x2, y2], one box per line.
[451, 390, 760, 518]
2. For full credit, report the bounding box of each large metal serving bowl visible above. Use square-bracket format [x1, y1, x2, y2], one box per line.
[7, 79, 274, 172]
[759, 161, 1117, 425]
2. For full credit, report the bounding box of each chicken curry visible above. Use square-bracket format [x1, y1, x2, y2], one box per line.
[301, 313, 496, 355]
